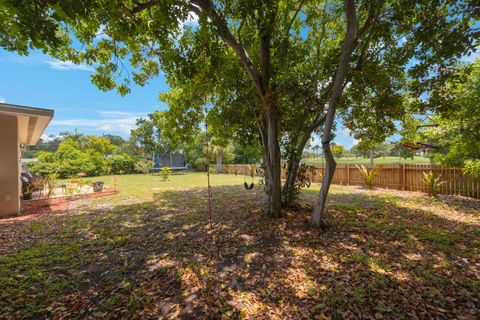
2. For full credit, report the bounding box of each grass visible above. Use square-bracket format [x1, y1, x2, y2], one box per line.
[79, 172, 259, 198]
[306, 156, 431, 165]
[1, 173, 479, 319]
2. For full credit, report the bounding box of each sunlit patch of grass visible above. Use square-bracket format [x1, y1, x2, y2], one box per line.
[0, 241, 91, 317]
[407, 225, 462, 254]
[127, 286, 152, 316]
[353, 252, 390, 274]
[29, 221, 43, 232]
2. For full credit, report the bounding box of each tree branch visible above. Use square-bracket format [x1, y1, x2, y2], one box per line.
[192, 0, 267, 102]
[131, 0, 160, 13]
[259, 0, 277, 93]
[352, 6, 379, 70]
[286, 0, 307, 37]
[237, 19, 245, 46]
[300, 112, 327, 149]
[315, 1, 329, 61]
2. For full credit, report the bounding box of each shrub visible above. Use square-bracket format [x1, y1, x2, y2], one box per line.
[65, 179, 82, 196]
[282, 163, 317, 202]
[107, 154, 136, 175]
[255, 166, 265, 185]
[29, 152, 59, 176]
[30, 139, 104, 178]
[43, 173, 59, 202]
[194, 157, 209, 171]
[295, 164, 317, 189]
[23, 177, 45, 200]
[356, 165, 382, 189]
[247, 165, 256, 178]
[160, 166, 172, 181]
[463, 160, 480, 178]
[134, 158, 153, 174]
[80, 150, 105, 176]
[423, 171, 446, 196]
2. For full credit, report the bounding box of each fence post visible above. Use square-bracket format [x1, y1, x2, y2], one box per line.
[346, 164, 350, 186]
[400, 163, 406, 190]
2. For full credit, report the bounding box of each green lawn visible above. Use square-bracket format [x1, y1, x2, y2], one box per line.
[307, 156, 431, 165]
[1, 173, 479, 319]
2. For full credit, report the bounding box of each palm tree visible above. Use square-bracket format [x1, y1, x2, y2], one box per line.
[211, 145, 224, 173]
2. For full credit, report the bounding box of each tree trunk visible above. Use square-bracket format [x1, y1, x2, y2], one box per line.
[311, 0, 358, 227]
[283, 155, 301, 206]
[265, 106, 282, 218]
[370, 149, 374, 165]
[312, 142, 336, 227]
[216, 152, 223, 173]
[283, 113, 327, 206]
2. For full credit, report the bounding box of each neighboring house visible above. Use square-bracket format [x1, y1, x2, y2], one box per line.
[0, 103, 54, 216]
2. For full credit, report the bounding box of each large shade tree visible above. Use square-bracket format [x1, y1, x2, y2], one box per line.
[157, 16, 330, 207]
[130, 111, 173, 157]
[1, 0, 479, 225]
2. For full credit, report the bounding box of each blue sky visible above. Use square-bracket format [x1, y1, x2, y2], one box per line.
[0, 49, 168, 138]
[0, 48, 359, 148]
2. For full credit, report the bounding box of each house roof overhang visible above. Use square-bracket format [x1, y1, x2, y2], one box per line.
[0, 103, 54, 145]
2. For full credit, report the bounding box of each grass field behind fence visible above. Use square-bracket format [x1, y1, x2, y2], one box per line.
[306, 156, 431, 165]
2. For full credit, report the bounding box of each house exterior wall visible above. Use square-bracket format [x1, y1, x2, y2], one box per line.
[0, 115, 20, 215]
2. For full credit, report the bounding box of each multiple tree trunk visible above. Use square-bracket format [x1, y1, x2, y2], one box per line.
[191, 0, 358, 222]
[283, 113, 327, 206]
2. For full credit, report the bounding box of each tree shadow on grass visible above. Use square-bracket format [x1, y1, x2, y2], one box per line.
[0, 185, 479, 319]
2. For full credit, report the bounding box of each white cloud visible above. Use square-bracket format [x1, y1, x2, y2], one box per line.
[50, 117, 139, 135]
[48, 109, 150, 136]
[40, 133, 62, 142]
[99, 110, 147, 118]
[3, 51, 94, 72]
[45, 59, 94, 72]
[0, 97, 5, 103]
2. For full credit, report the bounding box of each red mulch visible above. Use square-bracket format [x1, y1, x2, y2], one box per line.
[0, 189, 119, 224]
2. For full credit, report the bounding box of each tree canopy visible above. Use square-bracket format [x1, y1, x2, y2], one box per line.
[401, 59, 480, 173]
[2, 0, 479, 224]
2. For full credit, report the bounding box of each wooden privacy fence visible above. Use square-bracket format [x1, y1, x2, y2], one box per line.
[223, 163, 480, 199]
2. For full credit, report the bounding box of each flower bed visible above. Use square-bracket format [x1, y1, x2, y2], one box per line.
[18, 189, 119, 218]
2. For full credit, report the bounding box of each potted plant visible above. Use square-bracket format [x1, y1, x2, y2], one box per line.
[92, 181, 104, 192]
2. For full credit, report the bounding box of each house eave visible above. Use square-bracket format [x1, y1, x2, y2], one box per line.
[0, 103, 54, 145]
